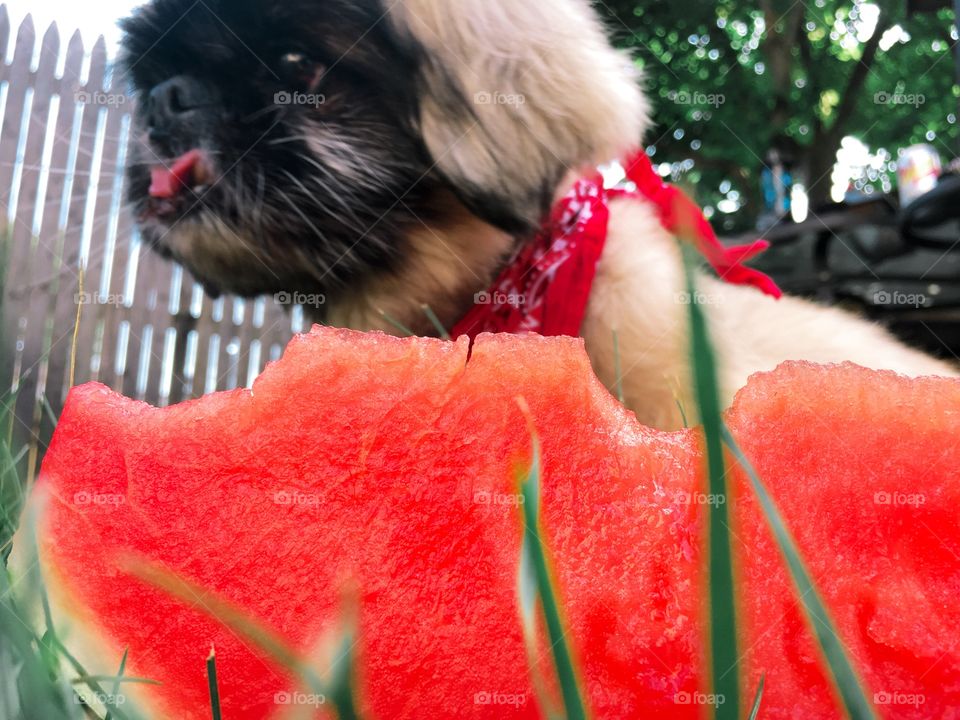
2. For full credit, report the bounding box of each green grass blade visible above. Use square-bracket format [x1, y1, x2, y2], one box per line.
[325, 624, 362, 720]
[104, 648, 129, 720]
[70, 675, 158, 687]
[376, 309, 415, 337]
[612, 330, 625, 404]
[0, 572, 77, 719]
[125, 559, 324, 692]
[1, 386, 21, 450]
[0, 440, 26, 560]
[420, 304, 451, 340]
[721, 426, 877, 719]
[517, 510, 562, 720]
[40, 394, 59, 430]
[54, 638, 141, 720]
[126, 558, 364, 720]
[668, 378, 690, 428]
[0, 391, 27, 561]
[207, 646, 222, 720]
[103, 648, 130, 720]
[517, 410, 588, 720]
[748, 674, 765, 720]
[5, 506, 145, 719]
[683, 260, 740, 719]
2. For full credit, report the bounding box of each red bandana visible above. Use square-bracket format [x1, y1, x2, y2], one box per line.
[451, 150, 781, 340]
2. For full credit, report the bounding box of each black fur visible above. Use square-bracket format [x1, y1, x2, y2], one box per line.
[120, 0, 447, 304]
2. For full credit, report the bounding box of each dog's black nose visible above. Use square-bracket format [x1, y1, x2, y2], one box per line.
[146, 75, 211, 138]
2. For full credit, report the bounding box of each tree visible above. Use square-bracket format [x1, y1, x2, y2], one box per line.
[596, 0, 959, 232]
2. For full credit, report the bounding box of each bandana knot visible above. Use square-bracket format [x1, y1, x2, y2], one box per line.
[452, 150, 781, 341]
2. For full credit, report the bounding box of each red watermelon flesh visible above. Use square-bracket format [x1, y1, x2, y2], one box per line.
[31, 327, 960, 719]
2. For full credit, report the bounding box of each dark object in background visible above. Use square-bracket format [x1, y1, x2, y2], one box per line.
[902, 175, 960, 249]
[745, 177, 960, 360]
[907, 0, 951, 12]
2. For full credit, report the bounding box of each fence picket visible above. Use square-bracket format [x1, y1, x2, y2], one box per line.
[1, 14, 36, 412]
[40, 28, 86, 413]
[0, 10, 303, 478]
[0, 6, 8, 74]
[9, 21, 61, 466]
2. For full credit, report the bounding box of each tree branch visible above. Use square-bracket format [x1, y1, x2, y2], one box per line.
[825, 23, 887, 144]
[762, 3, 807, 131]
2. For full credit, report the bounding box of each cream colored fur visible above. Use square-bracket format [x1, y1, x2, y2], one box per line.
[373, 0, 958, 428]
[582, 199, 957, 430]
[388, 0, 648, 218]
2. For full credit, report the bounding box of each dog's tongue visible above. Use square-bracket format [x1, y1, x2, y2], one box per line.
[149, 150, 204, 199]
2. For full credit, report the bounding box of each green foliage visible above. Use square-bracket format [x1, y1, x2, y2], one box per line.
[748, 675, 765, 720]
[206, 650, 222, 720]
[684, 256, 741, 718]
[127, 559, 364, 720]
[596, 0, 960, 231]
[517, 411, 588, 720]
[1, 507, 149, 720]
[687, 253, 877, 718]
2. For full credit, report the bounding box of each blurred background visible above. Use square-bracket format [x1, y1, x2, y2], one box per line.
[601, 0, 958, 229]
[601, 0, 960, 361]
[6, 0, 957, 233]
[3, 0, 129, 51]
[0, 0, 958, 480]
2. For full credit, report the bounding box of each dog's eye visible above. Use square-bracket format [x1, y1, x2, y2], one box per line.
[278, 52, 325, 90]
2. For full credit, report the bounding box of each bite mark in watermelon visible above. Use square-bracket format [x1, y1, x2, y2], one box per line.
[28, 327, 960, 719]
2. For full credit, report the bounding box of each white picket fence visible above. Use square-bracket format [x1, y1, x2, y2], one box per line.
[0, 7, 303, 479]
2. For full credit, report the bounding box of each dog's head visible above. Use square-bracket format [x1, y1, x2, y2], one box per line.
[120, 0, 648, 324]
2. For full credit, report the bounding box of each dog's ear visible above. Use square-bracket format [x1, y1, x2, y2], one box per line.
[388, 0, 650, 233]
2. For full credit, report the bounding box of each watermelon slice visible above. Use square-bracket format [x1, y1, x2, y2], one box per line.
[27, 327, 960, 719]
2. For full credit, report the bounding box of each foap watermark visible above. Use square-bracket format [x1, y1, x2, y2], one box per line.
[74, 491, 126, 507]
[674, 691, 726, 706]
[474, 490, 525, 507]
[873, 691, 926, 708]
[76, 291, 125, 307]
[474, 691, 527, 708]
[874, 491, 926, 508]
[474, 91, 526, 108]
[274, 691, 327, 707]
[274, 490, 323, 508]
[676, 491, 726, 507]
[874, 290, 929, 308]
[874, 91, 925, 108]
[274, 91, 326, 108]
[275, 291, 326, 308]
[474, 291, 526, 308]
[76, 90, 128, 108]
[675, 291, 724, 306]
[668, 90, 725, 108]
[75, 691, 126, 707]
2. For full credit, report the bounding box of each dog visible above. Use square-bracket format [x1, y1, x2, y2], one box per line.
[120, 0, 956, 429]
